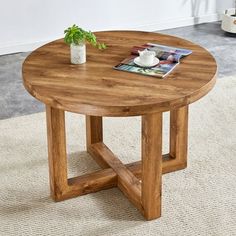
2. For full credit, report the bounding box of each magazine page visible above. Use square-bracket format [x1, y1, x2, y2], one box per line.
[114, 55, 178, 78]
[114, 43, 192, 78]
[132, 43, 192, 62]
[147, 43, 192, 56]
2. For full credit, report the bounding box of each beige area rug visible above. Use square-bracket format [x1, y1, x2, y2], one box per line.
[0, 77, 236, 236]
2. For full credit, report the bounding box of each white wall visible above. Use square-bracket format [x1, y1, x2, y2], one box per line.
[0, 0, 234, 55]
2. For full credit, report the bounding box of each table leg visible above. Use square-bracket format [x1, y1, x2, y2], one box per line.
[86, 116, 108, 168]
[170, 106, 188, 167]
[86, 116, 103, 146]
[46, 106, 68, 201]
[141, 112, 162, 220]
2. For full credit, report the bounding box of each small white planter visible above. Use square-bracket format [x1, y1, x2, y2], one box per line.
[222, 8, 236, 34]
[70, 43, 86, 64]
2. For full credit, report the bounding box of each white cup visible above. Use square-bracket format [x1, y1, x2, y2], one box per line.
[138, 49, 156, 65]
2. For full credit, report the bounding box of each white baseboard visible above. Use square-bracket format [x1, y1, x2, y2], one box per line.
[0, 13, 221, 56]
[133, 13, 221, 31]
[0, 39, 55, 56]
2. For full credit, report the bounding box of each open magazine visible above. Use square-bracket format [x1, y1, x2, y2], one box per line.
[114, 43, 192, 78]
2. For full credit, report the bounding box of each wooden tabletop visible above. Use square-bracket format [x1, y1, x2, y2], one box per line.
[22, 31, 217, 117]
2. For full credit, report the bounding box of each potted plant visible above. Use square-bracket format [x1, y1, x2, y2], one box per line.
[221, 0, 236, 33]
[64, 24, 106, 64]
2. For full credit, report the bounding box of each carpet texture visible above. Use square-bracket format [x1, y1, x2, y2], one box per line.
[0, 77, 236, 236]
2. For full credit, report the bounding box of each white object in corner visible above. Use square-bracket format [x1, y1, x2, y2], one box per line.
[222, 8, 236, 33]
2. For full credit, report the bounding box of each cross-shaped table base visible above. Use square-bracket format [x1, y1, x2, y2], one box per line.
[46, 105, 188, 220]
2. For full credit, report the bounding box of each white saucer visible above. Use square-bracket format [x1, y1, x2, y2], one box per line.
[134, 57, 159, 68]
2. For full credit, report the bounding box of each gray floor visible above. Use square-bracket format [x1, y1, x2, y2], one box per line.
[0, 22, 235, 120]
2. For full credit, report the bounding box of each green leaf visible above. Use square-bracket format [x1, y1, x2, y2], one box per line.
[63, 24, 107, 49]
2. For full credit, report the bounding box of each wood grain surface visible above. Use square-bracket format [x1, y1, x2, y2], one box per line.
[46, 106, 68, 201]
[22, 31, 217, 117]
[141, 112, 162, 220]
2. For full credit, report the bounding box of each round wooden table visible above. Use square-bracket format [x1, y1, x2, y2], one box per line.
[22, 31, 217, 220]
